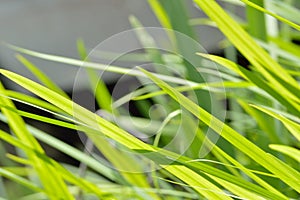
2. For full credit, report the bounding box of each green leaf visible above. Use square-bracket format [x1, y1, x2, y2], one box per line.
[129, 15, 170, 110]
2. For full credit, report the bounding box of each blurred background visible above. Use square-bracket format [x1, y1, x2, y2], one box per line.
[0, 0, 225, 92]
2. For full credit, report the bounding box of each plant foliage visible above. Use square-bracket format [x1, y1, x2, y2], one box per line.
[0, 0, 299, 199]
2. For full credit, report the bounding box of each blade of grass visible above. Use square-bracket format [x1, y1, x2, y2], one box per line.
[0, 69, 152, 150]
[139, 67, 300, 193]
[158, 0, 196, 40]
[207, 174, 265, 200]
[2, 90, 63, 113]
[269, 144, 300, 162]
[268, 0, 300, 24]
[15, 54, 69, 99]
[77, 39, 112, 112]
[238, 100, 280, 143]
[0, 167, 43, 194]
[0, 92, 86, 127]
[27, 123, 118, 181]
[132, 81, 250, 101]
[250, 104, 300, 141]
[246, 0, 267, 40]
[242, 0, 300, 31]
[198, 53, 300, 115]
[192, 129, 286, 199]
[147, 0, 176, 45]
[0, 82, 73, 199]
[77, 40, 155, 195]
[193, 0, 299, 97]
[0, 129, 106, 198]
[163, 165, 233, 200]
[129, 16, 170, 109]
[7, 43, 197, 87]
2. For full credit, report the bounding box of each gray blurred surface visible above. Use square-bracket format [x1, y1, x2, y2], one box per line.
[0, 0, 223, 91]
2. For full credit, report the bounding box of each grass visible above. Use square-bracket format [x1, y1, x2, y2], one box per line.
[0, 0, 299, 199]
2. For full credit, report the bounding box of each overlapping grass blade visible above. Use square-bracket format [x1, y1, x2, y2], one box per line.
[198, 53, 300, 115]
[7, 44, 197, 86]
[163, 165, 233, 200]
[0, 69, 152, 150]
[0, 129, 106, 198]
[193, 0, 299, 97]
[195, 128, 286, 198]
[139, 67, 300, 193]
[16, 54, 69, 99]
[0, 112, 117, 182]
[267, 0, 300, 24]
[1, 90, 63, 113]
[0, 167, 43, 194]
[207, 174, 265, 200]
[238, 101, 280, 143]
[0, 69, 286, 199]
[129, 15, 170, 110]
[0, 82, 73, 199]
[147, 0, 175, 44]
[132, 81, 250, 101]
[250, 104, 300, 141]
[246, 0, 266, 40]
[241, 0, 300, 31]
[77, 40, 155, 194]
[156, 148, 285, 200]
[77, 39, 112, 112]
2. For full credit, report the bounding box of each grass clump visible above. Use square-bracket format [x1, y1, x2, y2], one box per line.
[0, 0, 299, 199]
